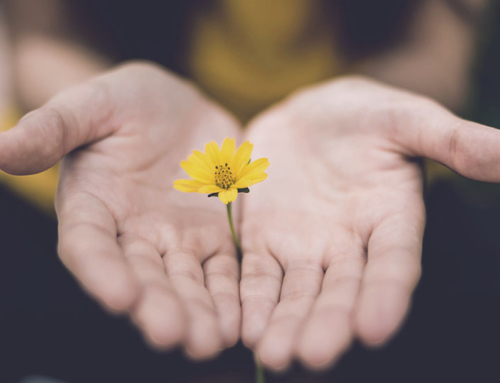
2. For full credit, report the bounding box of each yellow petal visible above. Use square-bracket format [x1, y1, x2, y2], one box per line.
[221, 138, 236, 165]
[181, 161, 214, 183]
[205, 141, 222, 166]
[233, 172, 268, 188]
[174, 179, 205, 193]
[193, 150, 215, 169]
[239, 158, 270, 178]
[188, 150, 213, 173]
[198, 184, 223, 194]
[218, 188, 238, 204]
[231, 141, 253, 177]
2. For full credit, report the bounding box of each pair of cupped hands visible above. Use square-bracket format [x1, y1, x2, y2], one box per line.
[2, 62, 499, 371]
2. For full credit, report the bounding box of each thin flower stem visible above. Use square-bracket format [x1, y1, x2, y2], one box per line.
[226, 202, 265, 383]
[226, 202, 242, 261]
[255, 356, 265, 383]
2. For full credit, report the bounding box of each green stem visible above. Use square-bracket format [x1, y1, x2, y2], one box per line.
[226, 202, 242, 261]
[255, 356, 265, 383]
[226, 202, 264, 383]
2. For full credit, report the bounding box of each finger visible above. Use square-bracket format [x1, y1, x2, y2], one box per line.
[0, 76, 115, 175]
[297, 251, 364, 370]
[203, 252, 241, 348]
[256, 262, 323, 371]
[240, 251, 283, 349]
[164, 250, 222, 360]
[354, 208, 424, 346]
[57, 192, 140, 312]
[396, 99, 500, 182]
[121, 239, 185, 349]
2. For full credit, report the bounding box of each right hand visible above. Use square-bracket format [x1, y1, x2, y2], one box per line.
[0, 62, 243, 359]
[238, 76, 500, 370]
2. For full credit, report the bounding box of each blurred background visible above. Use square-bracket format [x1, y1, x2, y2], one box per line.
[1, 0, 500, 382]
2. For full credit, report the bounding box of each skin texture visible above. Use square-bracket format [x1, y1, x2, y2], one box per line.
[239, 77, 500, 371]
[0, 62, 242, 359]
[2, 64, 500, 369]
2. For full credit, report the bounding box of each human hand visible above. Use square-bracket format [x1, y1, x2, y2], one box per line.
[239, 77, 500, 370]
[0, 62, 242, 359]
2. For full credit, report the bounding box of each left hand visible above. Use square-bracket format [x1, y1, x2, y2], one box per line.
[0, 62, 243, 359]
[239, 76, 500, 370]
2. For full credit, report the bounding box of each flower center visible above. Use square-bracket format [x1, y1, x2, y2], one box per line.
[215, 163, 234, 189]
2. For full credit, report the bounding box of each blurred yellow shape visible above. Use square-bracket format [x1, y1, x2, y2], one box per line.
[0, 105, 58, 214]
[188, 0, 342, 122]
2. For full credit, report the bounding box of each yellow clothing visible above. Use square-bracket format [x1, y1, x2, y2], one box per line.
[188, 0, 342, 122]
[0, 106, 58, 213]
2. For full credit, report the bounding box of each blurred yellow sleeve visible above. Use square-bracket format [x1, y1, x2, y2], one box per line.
[0, 106, 58, 214]
[188, 0, 342, 123]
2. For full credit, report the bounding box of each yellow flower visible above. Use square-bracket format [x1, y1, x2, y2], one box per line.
[174, 138, 269, 204]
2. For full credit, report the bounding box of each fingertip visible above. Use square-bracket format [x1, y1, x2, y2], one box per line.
[241, 326, 259, 350]
[0, 107, 65, 175]
[82, 260, 141, 314]
[184, 337, 223, 361]
[144, 323, 184, 352]
[255, 327, 296, 373]
[296, 320, 351, 371]
[184, 312, 224, 361]
[242, 335, 257, 350]
[297, 348, 339, 372]
[219, 309, 241, 348]
[99, 279, 140, 314]
[212, 298, 239, 349]
[355, 321, 391, 348]
[354, 286, 410, 347]
[256, 345, 292, 373]
[354, 307, 390, 347]
[100, 287, 139, 314]
[134, 292, 186, 351]
[296, 340, 331, 371]
[0, 129, 27, 176]
[241, 299, 276, 349]
[144, 319, 185, 351]
[222, 331, 240, 349]
[298, 353, 336, 372]
[241, 315, 266, 350]
[210, 290, 241, 348]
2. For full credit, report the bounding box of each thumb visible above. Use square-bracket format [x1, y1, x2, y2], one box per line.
[396, 100, 500, 182]
[0, 80, 115, 175]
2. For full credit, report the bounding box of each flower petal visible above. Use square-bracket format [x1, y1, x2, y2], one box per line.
[198, 184, 223, 194]
[239, 158, 270, 179]
[181, 161, 214, 183]
[232, 141, 253, 177]
[218, 188, 238, 204]
[205, 141, 222, 166]
[187, 150, 213, 173]
[221, 138, 236, 165]
[233, 172, 268, 188]
[174, 179, 205, 193]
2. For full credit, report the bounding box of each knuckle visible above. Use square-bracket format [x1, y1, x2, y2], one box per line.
[211, 290, 240, 305]
[447, 122, 462, 170]
[206, 266, 239, 282]
[32, 106, 67, 165]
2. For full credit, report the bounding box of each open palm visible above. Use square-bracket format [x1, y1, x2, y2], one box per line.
[240, 77, 500, 370]
[0, 63, 242, 358]
[3, 67, 500, 370]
